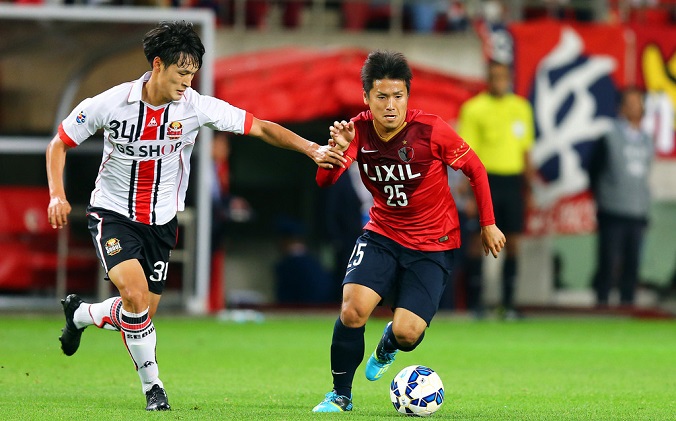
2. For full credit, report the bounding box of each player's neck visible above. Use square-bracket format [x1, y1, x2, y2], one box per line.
[142, 81, 169, 107]
[373, 121, 407, 142]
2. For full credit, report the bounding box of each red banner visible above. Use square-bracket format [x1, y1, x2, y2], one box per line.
[511, 20, 626, 98]
[510, 21, 627, 235]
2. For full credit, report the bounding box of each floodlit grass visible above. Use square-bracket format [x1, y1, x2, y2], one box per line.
[1, 312, 675, 420]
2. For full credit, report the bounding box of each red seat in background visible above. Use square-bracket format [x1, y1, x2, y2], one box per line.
[0, 187, 98, 293]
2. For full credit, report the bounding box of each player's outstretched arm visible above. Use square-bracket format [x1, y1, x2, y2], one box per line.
[46, 135, 73, 229]
[480, 224, 506, 258]
[248, 117, 346, 169]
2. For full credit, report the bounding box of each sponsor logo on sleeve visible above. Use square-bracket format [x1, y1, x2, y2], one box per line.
[75, 111, 87, 125]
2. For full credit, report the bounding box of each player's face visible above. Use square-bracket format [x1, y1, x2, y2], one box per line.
[364, 79, 409, 135]
[620, 91, 644, 123]
[487, 63, 511, 97]
[156, 58, 199, 102]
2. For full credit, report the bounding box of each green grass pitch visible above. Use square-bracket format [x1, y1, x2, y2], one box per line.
[1, 312, 674, 420]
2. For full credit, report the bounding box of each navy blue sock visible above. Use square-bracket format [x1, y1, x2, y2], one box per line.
[502, 257, 517, 309]
[377, 322, 399, 357]
[377, 322, 425, 356]
[330, 318, 364, 399]
[466, 257, 483, 312]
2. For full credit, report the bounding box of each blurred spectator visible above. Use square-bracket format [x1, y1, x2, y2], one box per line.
[440, 167, 479, 311]
[405, 0, 449, 33]
[211, 133, 252, 231]
[445, 0, 470, 32]
[190, 0, 306, 29]
[458, 60, 535, 319]
[210, 132, 251, 312]
[274, 216, 333, 305]
[523, 0, 596, 22]
[325, 164, 372, 301]
[624, 0, 673, 25]
[589, 87, 654, 307]
[341, 0, 392, 31]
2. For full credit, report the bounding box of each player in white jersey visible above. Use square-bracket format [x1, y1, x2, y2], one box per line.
[46, 21, 346, 411]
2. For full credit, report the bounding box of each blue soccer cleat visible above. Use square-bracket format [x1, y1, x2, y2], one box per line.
[312, 391, 353, 412]
[365, 321, 399, 381]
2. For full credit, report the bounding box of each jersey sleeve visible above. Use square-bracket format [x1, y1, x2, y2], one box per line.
[316, 132, 359, 187]
[429, 116, 495, 227]
[429, 116, 474, 170]
[59, 96, 107, 147]
[457, 99, 481, 155]
[190, 90, 252, 135]
[460, 153, 495, 227]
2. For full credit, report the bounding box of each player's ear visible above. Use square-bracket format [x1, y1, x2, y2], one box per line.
[363, 90, 369, 106]
[152, 57, 163, 71]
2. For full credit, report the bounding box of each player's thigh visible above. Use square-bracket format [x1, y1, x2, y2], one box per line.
[343, 231, 399, 298]
[108, 259, 150, 310]
[88, 208, 176, 296]
[140, 217, 178, 295]
[395, 250, 455, 326]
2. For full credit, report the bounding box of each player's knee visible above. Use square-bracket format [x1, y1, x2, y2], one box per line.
[118, 287, 148, 312]
[339, 305, 369, 328]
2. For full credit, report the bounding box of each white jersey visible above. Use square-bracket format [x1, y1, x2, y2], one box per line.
[59, 72, 252, 225]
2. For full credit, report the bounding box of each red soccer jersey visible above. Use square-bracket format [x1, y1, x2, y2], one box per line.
[317, 109, 495, 251]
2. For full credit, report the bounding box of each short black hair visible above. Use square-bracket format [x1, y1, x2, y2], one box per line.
[487, 59, 511, 73]
[361, 50, 412, 95]
[142, 21, 205, 70]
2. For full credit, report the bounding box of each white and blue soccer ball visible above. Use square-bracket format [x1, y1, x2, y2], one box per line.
[390, 365, 444, 416]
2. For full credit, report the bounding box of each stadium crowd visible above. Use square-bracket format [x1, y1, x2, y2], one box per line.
[3, 0, 676, 30]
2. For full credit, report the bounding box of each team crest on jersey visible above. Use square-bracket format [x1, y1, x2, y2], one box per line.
[398, 146, 415, 163]
[147, 117, 158, 127]
[75, 111, 86, 125]
[167, 121, 183, 140]
[104, 238, 122, 256]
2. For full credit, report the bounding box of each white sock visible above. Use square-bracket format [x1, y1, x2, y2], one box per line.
[73, 296, 122, 331]
[120, 307, 162, 393]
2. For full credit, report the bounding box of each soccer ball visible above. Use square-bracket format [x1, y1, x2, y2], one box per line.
[390, 365, 444, 416]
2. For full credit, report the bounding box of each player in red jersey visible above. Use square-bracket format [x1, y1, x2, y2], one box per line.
[312, 50, 505, 412]
[46, 21, 345, 412]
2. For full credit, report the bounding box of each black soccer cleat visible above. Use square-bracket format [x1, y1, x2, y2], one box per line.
[59, 294, 86, 356]
[145, 384, 171, 411]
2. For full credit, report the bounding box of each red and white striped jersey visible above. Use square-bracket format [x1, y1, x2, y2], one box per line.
[59, 72, 253, 225]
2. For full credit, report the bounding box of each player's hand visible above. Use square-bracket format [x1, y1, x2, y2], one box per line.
[329, 120, 355, 152]
[311, 143, 347, 169]
[480, 224, 506, 258]
[48, 196, 72, 229]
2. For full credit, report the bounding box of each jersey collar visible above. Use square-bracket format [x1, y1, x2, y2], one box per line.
[373, 120, 407, 142]
[127, 72, 151, 103]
